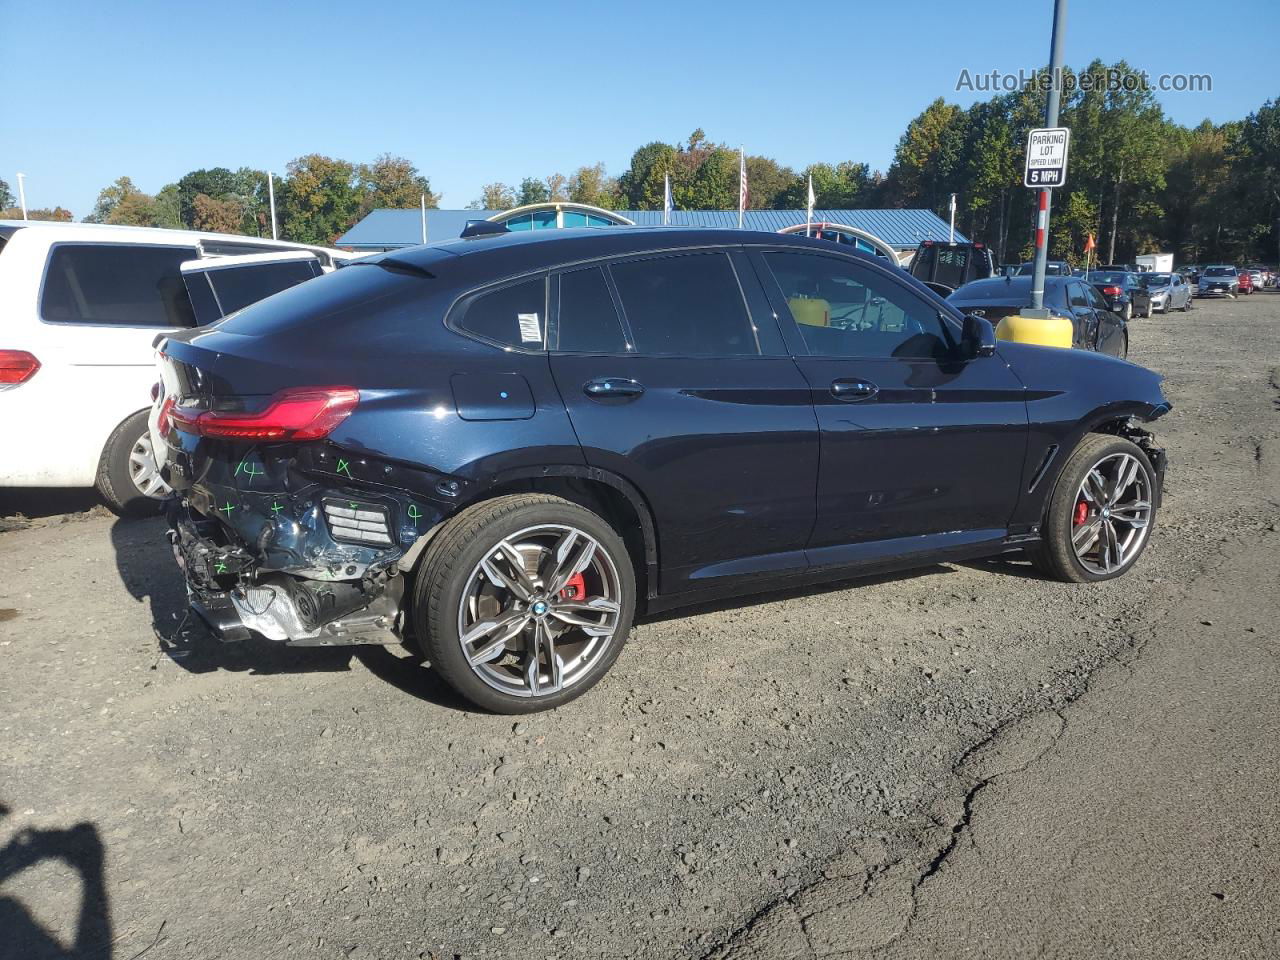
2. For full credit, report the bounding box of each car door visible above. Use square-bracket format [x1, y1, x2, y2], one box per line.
[750, 249, 1028, 565]
[1066, 281, 1100, 350]
[548, 250, 819, 594]
[1085, 283, 1126, 357]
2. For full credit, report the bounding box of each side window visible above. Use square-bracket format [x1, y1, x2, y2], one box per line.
[1085, 284, 1110, 313]
[557, 267, 628, 353]
[763, 251, 949, 359]
[455, 276, 547, 349]
[1068, 283, 1090, 309]
[184, 272, 223, 326]
[207, 259, 321, 317]
[41, 243, 198, 327]
[608, 252, 758, 356]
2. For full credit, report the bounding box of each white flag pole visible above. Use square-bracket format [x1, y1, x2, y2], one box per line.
[267, 172, 278, 240]
[806, 174, 814, 237]
[16, 172, 28, 221]
[663, 173, 670, 226]
[948, 193, 956, 243]
[738, 147, 745, 229]
[420, 193, 428, 244]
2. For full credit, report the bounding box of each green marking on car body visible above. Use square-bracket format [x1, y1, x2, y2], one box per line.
[270, 502, 284, 516]
[407, 504, 422, 526]
[220, 501, 235, 517]
[214, 561, 228, 574]
[238, 460, 265, 485]
[336, 458, 353, 478]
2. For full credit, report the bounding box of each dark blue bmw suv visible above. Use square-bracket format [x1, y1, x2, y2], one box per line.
[153, 227, 1169, 713]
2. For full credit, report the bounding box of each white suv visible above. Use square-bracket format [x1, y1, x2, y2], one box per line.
[0, 220, 352, 514]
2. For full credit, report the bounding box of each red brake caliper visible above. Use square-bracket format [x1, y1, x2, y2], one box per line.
[1073, 499, 1090, 526]
[560, 572, 586, 601]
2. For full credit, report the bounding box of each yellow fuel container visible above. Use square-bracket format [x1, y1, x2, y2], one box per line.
[994, 311, 1073, 349]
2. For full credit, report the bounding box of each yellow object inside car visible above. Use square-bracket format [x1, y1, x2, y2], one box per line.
[788, 297, 831, 327]
[994, 312, 1073, 350]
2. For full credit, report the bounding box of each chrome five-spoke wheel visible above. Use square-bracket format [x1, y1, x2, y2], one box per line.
[457, 523, 624, 699]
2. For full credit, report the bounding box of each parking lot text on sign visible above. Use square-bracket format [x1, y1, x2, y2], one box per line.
[1024, 127, 1070, 188]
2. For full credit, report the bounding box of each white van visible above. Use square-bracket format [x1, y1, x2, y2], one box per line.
[0, 220, 352, 514]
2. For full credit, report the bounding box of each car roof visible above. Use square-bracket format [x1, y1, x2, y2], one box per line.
[369, 226, 892, 277]
[950, 275, 1069, 300]
[0, 219, 348, 258]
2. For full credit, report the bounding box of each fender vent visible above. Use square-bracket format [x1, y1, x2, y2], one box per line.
[323, 498, 393, 546]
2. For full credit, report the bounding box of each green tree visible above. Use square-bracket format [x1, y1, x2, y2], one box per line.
[885, 98, 968, 214]
[85, 176, 146, 223]
[0, 179, 13, 209]
[469, 182, 516, 210]
[617, 141, 678, 209]
[279, 154, 362, 245]
[357, 154, 438, 218]
[744, 155, 796, 209]
[568, 163, 620, 208]
[152, 184, 183, 229]
[516, 177, 550, 206]
[192, 193, 243, 234]
[176, 168, 239, 228]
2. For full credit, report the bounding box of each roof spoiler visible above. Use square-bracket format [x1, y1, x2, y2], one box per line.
[460, 220, 510, 239]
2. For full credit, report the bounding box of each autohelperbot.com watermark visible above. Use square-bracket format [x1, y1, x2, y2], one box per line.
[956, 67, 1212, 94]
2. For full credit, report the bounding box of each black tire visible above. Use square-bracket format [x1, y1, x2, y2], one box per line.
[1120, 332, 1129, 360]
[95, 410, 167, 517]
[1027, 433, 1158, 583]
[1122, 301, 1133, 321]
[413, 494, 636, 713]
[1144, 300, 1154, 318]
[1181, 296, 1190, 312]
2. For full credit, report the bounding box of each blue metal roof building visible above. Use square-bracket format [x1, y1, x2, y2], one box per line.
[336, 207, 963, 254]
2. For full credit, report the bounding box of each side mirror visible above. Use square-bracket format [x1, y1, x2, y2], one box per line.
[961, 313, 996, 359]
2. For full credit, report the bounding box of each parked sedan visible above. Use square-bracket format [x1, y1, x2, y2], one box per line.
[1198, 265, 1239, 297]
[1238, 270, 1255, 295]
[948, 275, 1128, 357]
[150, 227, 1169, 713]
[1086, 271, 1153, 320]
[1139, 272, 1193, 313]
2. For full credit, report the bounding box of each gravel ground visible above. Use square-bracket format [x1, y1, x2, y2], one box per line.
[2, 290, 1278, 960]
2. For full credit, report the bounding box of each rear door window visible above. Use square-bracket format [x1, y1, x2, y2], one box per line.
[608, 252, 758, 356]
[556, 266, 629, 353]
[455, 276, 548, 349]
[40, 243, 198, 327]
[206, 259, 321, 317]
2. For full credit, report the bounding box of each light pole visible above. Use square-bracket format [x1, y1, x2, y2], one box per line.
[948, 193, 956, 243]
[1027, 0, 1068, 311]
[16, 172, 28, 220]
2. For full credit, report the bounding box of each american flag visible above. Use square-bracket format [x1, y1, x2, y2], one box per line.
[738, 148, 748, 227]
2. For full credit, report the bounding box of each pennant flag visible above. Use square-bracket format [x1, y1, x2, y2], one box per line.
[806, 174, 815, 236]
[663, 173, 674, 225]
[1083, 233, 1096, 252]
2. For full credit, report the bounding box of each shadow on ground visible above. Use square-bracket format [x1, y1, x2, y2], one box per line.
[0, 803, 112, 960]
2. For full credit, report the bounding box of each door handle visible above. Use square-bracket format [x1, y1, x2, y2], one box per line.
[830, 379, 878, 402]
[584, 378, 645, 400]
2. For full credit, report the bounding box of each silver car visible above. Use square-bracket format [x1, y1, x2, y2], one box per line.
[1140, 271, 1193, 313]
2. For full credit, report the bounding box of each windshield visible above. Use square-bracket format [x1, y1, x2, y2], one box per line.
[1204, 267, 1234, 277]
[1088, 272, 1127, 284]
[1141, 273, 1172, 287]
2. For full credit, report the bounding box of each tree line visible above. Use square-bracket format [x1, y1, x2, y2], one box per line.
[4, 60, 1277, 264]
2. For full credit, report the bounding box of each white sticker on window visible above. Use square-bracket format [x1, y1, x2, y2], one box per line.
[517, 312, 541, 344]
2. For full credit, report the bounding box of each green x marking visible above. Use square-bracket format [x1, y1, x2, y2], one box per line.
[214, 561, 228, 574]
[219, 501, 235, 517]
[270, 502, 284, 516]
[336, 458, 353, 478]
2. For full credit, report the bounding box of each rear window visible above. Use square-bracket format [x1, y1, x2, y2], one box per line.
[207, 259, 321, 317]
[41, 243, 198, 327]
[609, 253, 758, 356]
[1203, 267, 1234, 277]
[456, 276, 548, 349]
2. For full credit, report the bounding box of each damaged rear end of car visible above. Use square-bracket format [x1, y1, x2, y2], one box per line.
[153, 250, 469, 648]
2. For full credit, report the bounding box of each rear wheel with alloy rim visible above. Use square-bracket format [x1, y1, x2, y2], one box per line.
[1028, 433, 1157, 582]
[414, 494, 635, 713]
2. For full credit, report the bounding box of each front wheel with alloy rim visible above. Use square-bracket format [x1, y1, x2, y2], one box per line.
[1027, 433, 1157, 583]
[414, 494, 636, 713]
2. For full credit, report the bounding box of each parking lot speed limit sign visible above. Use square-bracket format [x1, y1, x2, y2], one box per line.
[1024, 127, 1070, 188]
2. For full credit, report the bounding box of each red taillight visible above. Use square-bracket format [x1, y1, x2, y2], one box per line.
[156, 393, 177, 439]
[171, 386, 360, 441]
[1101, 285, 1122, 296]
[0, 350, 40, 385]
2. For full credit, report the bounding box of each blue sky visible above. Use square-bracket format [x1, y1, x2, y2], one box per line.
[6, 0, 1272, 218]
